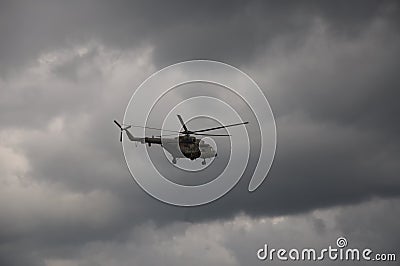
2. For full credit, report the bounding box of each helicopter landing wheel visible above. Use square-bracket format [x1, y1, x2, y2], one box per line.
[172, 158, 177, 164]
[202, 160, 206, 165]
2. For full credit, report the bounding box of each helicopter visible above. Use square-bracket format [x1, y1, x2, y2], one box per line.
[114, 115, 248, 165]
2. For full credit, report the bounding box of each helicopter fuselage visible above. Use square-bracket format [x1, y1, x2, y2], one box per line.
[140, 135, 202, 160]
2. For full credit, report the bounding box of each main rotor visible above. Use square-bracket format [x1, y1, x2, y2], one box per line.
[175, 115, 248, 137]
[115, 114, 248, 141]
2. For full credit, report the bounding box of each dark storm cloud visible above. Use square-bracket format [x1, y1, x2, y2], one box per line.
[11, 198, 397, 266]
[1, 1, 400, 265]
[0, 0, 240, 72]
[1, 0, 397, 71]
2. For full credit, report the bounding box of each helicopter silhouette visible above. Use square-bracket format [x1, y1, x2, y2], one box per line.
[114, 115, 248, 165]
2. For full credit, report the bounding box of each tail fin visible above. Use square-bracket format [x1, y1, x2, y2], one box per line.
[114, 120, 142, 142]
[124, 128, 136, 141]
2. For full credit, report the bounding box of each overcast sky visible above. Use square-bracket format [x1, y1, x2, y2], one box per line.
[0, 1, 399, 265]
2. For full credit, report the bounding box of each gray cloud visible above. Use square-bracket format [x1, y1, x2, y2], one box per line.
[1, 1, 397, 71]
[5, 198, 397, 266]
[0, 0, 399, 265]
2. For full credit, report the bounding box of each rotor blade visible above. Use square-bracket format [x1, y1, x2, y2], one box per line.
[114, 120, 122, 129]
[193, 133, 231, 137]
[156, 132, 231, 137]
[122, 124, 181, 133]
[155, 133, 182, 137]
[120, 132, 123, 142]
[177, 115, 189, 133]
[192, 121, 248, 133]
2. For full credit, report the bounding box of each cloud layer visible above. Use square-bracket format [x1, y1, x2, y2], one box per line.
[0, 1, 399, 265]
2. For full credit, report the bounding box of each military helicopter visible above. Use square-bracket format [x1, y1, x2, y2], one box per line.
[114, 115, 248, 165]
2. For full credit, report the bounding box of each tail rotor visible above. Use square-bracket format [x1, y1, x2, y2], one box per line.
[114, 120, 131, 142]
